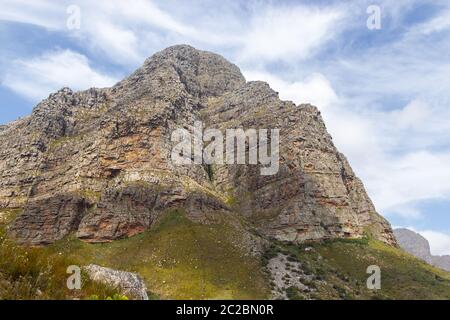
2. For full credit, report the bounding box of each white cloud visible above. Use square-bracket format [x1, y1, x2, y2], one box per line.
[0, 0, 65, 29]
[325, 98, 450, 218]
[0, 0, 197, 67]
[411, 9, 450, 35]
[74, 0, 201, 66]
[419, 230, 450, 256]
[243, 70, 338, 110]
[88, 20, 142, 65]
[365, 151, 450, 216]
[392, 100, 432, 130]
[0, 1, 346, 67]
[108, 0, 196, 36]
[3, 49, 117, 101]
[238, 6, 344, 64]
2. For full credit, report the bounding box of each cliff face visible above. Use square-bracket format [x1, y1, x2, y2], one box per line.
[0, 45, 396, 246]
[394, 228, 450, 271]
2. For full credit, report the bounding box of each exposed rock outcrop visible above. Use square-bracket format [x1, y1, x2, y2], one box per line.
[83, 264, 148, 300]
[1, 45, 396, 246]
[394, 228, 450, 271]
[268, 253, 316, 299]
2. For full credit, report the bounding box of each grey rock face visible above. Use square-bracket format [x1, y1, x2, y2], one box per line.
[83, 264, 149, 300]
[394, 228, 450, 271]
[1, 44, 396, 246]
[11, 194, 89, 245]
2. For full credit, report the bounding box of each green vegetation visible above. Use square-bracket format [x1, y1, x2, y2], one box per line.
[76, 189, 102, 202]
[89, 293, 129, 300]
[0, 222, 121, 300]
[204, 164, 214, 181]
[1, 207, 449, 300]
[48, 134, 86, 150]
[0, 208, 22, 225]
[1, 209, 269, 300]
[265, 237, 450, 300]
[285, 286, 304, 300]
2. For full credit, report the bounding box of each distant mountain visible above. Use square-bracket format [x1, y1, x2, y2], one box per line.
[394, 228, 450, 271]
[432, 255, 450, 272]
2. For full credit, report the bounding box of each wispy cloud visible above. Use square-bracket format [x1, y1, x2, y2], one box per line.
[243, 70, 338, 113]
[0, 0, 348, 67]
[0, 0, 65, 29]
[236, 5, 345, 64]
[410, 9, 450, 35]
[3, 49, 117, 101]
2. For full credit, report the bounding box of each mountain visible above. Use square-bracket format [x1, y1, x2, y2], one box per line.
[394, 228, 450, 271]
[0, 45, 395, 246]
[0, 45, 449, 300]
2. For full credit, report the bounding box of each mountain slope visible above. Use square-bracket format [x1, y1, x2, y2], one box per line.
[1, 209, 449, 299]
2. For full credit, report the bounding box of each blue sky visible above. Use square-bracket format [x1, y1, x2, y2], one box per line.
[1, 0, 450, 254]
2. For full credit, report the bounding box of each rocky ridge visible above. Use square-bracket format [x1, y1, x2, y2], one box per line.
[0, 45, 396, 247]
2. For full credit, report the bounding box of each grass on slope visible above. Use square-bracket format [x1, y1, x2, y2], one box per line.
[41, 209, 269, 300]
[0, 209, 120, 300]
[267, 237, 450, 300]
[2, 206, 450, 300]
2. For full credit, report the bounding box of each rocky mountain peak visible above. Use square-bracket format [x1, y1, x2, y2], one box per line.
[113, 45, 246, 102]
